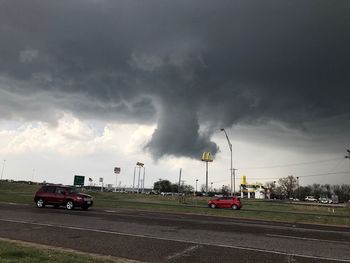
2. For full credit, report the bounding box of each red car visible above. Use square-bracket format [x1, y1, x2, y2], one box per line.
[34, 184, 93, 210]
[208, 196, 242, 210]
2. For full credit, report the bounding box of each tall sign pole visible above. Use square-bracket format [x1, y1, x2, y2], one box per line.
[142, 167, 146, 193]
[201, 152, 213, 194]
[114, 167, 121, 192]
[136, 162, 144, 194]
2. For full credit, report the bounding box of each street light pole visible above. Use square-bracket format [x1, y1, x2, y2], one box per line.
[1, 160, 6, 181]
[196, 179, 198, 194]
[133, 167, 136, 193]
[296, 176, 300, 199]
[220, 129, 234, 196]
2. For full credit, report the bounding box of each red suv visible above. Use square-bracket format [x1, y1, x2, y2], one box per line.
[208, 196, 242, 210]
[34, 184, 93, 210]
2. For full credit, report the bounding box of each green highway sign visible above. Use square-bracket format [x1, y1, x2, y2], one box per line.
[73, 175, 85, 186]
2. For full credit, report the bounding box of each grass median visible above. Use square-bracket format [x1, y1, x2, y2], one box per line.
[1, 181, 349, 226]
[0, 239, 138, 263]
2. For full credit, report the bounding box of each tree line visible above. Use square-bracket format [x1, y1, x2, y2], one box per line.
[268, 175, 350, 202]
[153, 176, 350, 202]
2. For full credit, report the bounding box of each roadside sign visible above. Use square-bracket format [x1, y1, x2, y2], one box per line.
[73, 175, 85, 186]
[136, 162, 144, 167]
[114, 167, 121, 174]
[201, 152, 213, 162]
[99, 177, 103, 183]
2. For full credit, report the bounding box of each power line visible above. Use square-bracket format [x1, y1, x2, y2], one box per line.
[298, 170, 350, 178]
[238, 158, 342, 170]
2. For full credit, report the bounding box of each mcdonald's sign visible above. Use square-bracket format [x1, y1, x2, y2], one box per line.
[201, 152, 213, 162]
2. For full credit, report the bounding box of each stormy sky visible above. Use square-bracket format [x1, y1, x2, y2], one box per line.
[0, 0, 349, 186]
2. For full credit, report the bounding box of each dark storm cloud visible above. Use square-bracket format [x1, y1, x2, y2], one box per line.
[0, 0, 349, 158]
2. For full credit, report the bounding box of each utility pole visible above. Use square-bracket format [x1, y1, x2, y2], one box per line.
[1, 160, 6, 181]
[178, 168, 182, 193]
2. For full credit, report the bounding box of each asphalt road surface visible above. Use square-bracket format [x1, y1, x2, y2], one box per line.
[0, 203, 349, 262]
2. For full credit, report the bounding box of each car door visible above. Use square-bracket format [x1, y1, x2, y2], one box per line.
[217, 197, 229, 208]
[54, 187, 67, 204]
[44, 186, 57, 204]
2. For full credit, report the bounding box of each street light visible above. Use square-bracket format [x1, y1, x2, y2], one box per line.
[195, 179, 198, 194]
[296, 176, 300, 199]
[220, 128, 234, 196]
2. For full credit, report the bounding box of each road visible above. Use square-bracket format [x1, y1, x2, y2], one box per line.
[0, 203, 349, 262]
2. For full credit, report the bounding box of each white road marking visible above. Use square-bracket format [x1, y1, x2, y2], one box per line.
[0, 218, 350, 262]
[167, 245, 201, 260]
[266, 233, 350, 244]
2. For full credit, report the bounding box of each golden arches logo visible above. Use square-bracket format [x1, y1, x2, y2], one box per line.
[201, 152, 213, 162]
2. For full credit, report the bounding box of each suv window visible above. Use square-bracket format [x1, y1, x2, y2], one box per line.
[56, 187, 67, 194]
[67, 187, 78, 194]
[42, 186, 55, 193]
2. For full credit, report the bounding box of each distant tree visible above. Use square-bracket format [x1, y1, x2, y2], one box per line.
[340, 184, 350, 202]
[265, 181, 276, 199]
[278, 176, 297, 198]
[200, 184, 206, 193]
[321, 184, 332, 197]
[171, 183, 179, 193]
[221, 185, 230, 196]
[153, 179, 172, 192]
[183, 184, 194, 194]
[274, 186, 285, 199]
[265, 181, 276, 189]
[299, 185, 312, 200]
[311, 184, 322, 199]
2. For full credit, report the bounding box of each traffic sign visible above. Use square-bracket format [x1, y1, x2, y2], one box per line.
[73, 175, 85, 186]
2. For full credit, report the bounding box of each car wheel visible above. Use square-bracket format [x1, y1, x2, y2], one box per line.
[232, 204, 238, 210]
[210, 203, 216, 209]
[66, 200, 74, 210]
[36, 199, 45, 208]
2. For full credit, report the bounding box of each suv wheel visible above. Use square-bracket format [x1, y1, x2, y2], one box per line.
[66, 200, 74, 210]
[36, 199, 45, 208]
[210, 203, 216, 209]
[232, 204, 238, 210]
